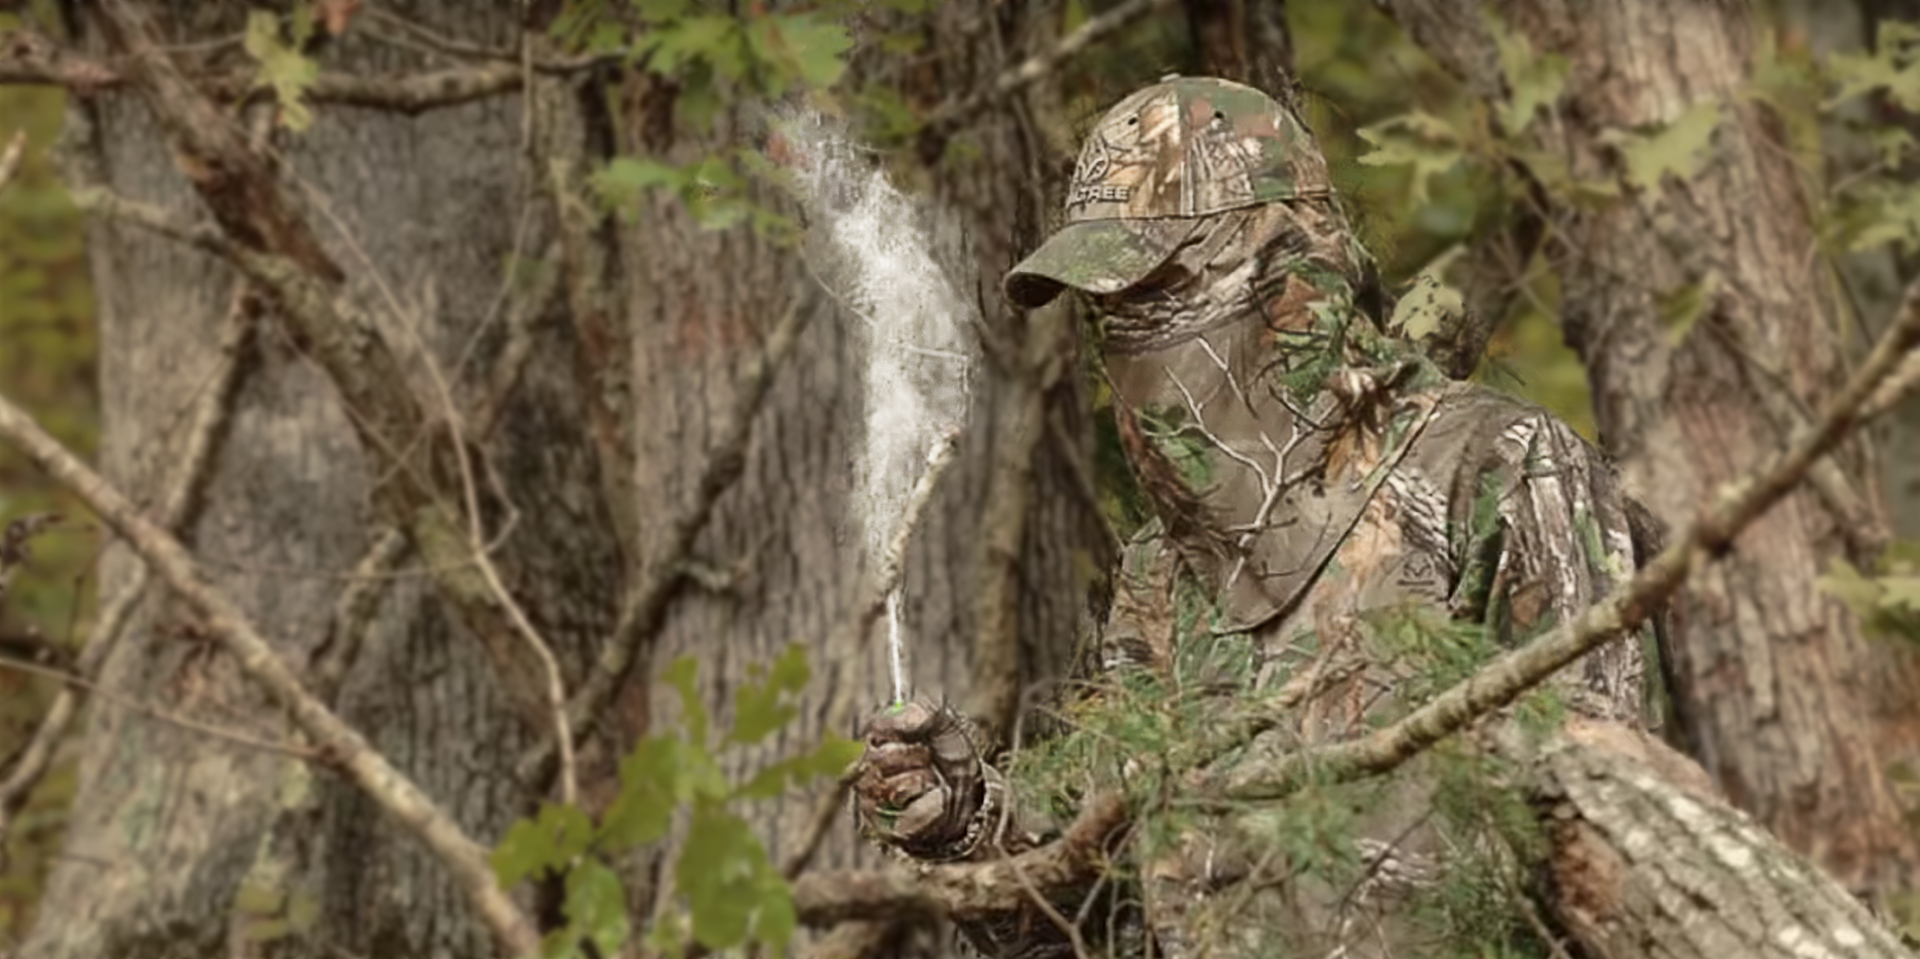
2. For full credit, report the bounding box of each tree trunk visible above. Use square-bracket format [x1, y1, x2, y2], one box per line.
[24, 4, 620, 957]
[1379, 0, 1920, 896]
[22, 1, 1102, 957]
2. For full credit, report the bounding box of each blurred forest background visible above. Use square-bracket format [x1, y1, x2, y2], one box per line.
[2, 0, 1920, 951]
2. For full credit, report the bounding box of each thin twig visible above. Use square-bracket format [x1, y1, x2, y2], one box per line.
[1006, 851, 1094, 959]
[1864, 348, 1920, 420]
[307, 528, 409, 707]
[0, 654, 317, 761]
[0, 388, 543, 957]
[417, 330, 578, 806]
[919, 0, 1177, 148]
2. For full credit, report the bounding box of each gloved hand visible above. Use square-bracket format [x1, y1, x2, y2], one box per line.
[852, 698, 991, 861]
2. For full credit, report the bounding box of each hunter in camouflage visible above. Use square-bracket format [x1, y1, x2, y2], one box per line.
[854, 75, 1656, 958]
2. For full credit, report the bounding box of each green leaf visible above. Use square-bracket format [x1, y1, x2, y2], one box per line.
[593, 157, 689, 210]
[1601, 102, 1722, 192]
[675, 803, 794, 952]
[1484, 9, 1568, 135]
[598, 736, 679, 847]
[565, 859, 631, 958]
[729, 646, 806, 746]
[676, 76, 726, 135]
[1655, 270, 1718, 346]
[1834, 180, 1920, 255]
[770, 14, 854, 90]
[1819, 558, 1883, 619]
[242, 9, 321, 132]
[1826, 23, 1920, 112]
[492, 802, 594, 888]
[1356, 111, 1463, 207]
[1388, 268, 1465, 341]
[735, 735, 862, 800]
[1884, 575, 1920, 613]
[677, 807, 757, 949]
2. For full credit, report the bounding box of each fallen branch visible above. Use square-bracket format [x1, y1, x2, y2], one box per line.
[0, 391, 542, 957]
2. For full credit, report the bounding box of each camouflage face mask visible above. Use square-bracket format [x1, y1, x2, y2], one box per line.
[1091, 204, 1307, 355]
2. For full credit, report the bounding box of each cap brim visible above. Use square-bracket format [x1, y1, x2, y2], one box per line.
[1002, 218, 1201, 308]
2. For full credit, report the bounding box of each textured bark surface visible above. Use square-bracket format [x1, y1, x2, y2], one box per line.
[24, 5, 619, 958]
[1381, 0, 1920, 895]
[24, 1, 1103, 956]
[1536, 720, 1914, 959]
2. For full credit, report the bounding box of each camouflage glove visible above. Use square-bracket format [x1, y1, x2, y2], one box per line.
[852, 698, 1000, 863]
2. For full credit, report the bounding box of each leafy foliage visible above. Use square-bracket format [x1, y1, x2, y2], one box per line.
[554, 0, 858, 240]
[488, 647, 859, 959]
[1818, 542, 1920, 645]
[242, 6, 320, 132]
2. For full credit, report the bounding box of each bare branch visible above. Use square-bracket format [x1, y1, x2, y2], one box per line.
[1865, 349, 1920, 421]
[308, 528, 409, 706]
[0, 654, 317, 761]
[792, 793, 1129, 927]
[0, 390, 542, 957]
[0, 26, 529, 114]
[0, 285, 253, 837]
[919, 0, 1178, 148]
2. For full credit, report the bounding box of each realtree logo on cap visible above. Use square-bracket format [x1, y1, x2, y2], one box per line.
[1067, 135, 1132, 209]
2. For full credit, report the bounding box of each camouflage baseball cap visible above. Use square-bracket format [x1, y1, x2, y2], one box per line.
[1004, 75, 1334, 308]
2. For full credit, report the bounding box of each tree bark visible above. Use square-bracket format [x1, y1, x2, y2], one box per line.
[1379, 0, 1920, 896]
[21, 1, 1103, 956]
[23, 4, 618, 957]
[1534, 721, 1914, 959]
